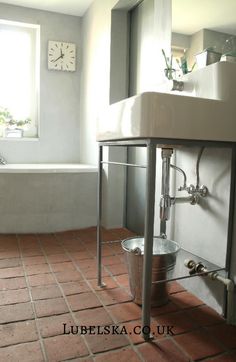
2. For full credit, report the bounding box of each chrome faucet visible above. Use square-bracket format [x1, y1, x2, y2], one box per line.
[0, 155, 7, 165]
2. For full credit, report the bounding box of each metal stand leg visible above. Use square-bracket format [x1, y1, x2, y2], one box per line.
[142, 141, 156, 340]
[97, 145, 105, 287]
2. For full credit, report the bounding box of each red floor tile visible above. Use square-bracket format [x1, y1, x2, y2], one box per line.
[151, 301, 179, 316]
[106, 263, 128, 276]
[37, 313, 75, 337]
[50, 261, 76, 272]
[89, 276, 118, 291]
[21, 249, 43, 257]
[55, 270, 83, 283]
[28, 273, 55, 287]
[109, 243, 125, 255]
[123, 319, 166, 344]
[0, 266, 24, 278]
[23, 255, 47, 265]
[207, 352, 236, 361]
[74, 306, 113, 326]
[115, 274, 130, 288]
[186, 305, 225, 326]
[31, 284, 62, 300]
[87, 245, 114, 257]
[62, 238, 85, 252]
[85, 327, 129, 354]
[25, 263, 51, 275]
[138, 338, 189, 362]
[152, 310, 198, 335]
[60, 281, 91, 295]
[75, 258, 97, 270]
[102, 255, 123, 266]
[174, 329, 225, 360]
[37, 234, 55, 242]
[0, 257, 22, 268]
[0, 276, 27, 290]
[70, 251, 93, 260]
[54, 230, 77, 241]
[0, 302, 34, 323]
[94, 347, 142, 361]
[111, 228, 137, 239]
[34, 297, 69, 318]
[206, 323, 236, 349]
[47, 253, 71, 263]
[170, 291, 204, 309]
[0, 288, 30, 305]
[18, 234, 38, 242]
[0, 341, 44, 362]
[81, 268, 109, 280]
[67, 291, 102, 311]
[0, 320, 38, 347]
[1, 227, 235, 362]
[44, 334, 89, 361]
[43, 246, 65, 255]
[0, 257, 21, 268]
[107, 302, 141, 323]
[96, 287, 132, 305]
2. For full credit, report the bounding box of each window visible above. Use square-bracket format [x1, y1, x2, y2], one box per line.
[0, 20, 40, 138]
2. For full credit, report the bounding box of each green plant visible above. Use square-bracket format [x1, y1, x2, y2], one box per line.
[0, 107, 31, 128]
[162, 49, 174, 79]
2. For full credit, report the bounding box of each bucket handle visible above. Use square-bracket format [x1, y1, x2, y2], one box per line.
[130, 247, 142, 255]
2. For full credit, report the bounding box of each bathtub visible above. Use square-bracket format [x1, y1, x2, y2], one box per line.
[0, 164, 98, 233]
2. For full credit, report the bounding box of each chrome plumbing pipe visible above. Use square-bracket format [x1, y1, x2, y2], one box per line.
[171, 195, 198, 205]
[159, 148, 173, 236]
[184, 259, 235, 325]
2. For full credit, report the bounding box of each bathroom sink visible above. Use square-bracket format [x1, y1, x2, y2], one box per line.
[97, 90, 236, 143]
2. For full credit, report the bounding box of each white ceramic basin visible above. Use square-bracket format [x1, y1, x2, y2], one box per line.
[97, 62, 236, 143]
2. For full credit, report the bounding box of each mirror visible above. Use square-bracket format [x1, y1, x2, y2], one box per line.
[172, 0, 236, 72]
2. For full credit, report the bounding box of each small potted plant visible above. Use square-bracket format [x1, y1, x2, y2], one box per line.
[0, 107, 31, 138]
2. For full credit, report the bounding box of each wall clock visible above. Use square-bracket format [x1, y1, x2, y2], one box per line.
[48, 41, 76, 72]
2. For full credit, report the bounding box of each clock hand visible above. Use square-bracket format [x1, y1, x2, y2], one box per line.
[53, 53, 65, 62]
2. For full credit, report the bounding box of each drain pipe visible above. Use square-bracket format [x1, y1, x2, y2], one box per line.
[184, 259, 235, 324]
[159, 149, 173, 237]
[159, 149, 204, 238]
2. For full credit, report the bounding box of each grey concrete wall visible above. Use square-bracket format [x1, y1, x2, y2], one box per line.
[0, 172, 97, 233]
[0, 3, 81, 163]
[125, 0, 234, 316]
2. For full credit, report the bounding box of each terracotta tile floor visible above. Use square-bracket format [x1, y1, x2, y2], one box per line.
[0, 227, 236, 361]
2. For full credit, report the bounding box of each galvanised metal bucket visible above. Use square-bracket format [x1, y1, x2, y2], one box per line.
[121, 237, 180, 307]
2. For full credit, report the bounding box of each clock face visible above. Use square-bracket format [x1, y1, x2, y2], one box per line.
[48, 41, 76, 72]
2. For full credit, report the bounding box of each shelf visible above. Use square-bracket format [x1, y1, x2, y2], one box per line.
[152, 247, 226, 284]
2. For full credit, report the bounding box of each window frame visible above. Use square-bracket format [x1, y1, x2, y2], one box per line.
[0, 19, 40, 140]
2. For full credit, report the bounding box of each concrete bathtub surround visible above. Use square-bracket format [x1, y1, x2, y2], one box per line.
[0, 164, 97, 233]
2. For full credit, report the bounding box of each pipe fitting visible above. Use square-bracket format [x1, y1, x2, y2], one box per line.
[184, 258, 235, 325]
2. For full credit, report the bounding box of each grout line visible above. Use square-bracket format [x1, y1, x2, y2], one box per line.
[53, 232, 147, 360]
[1, 228, 233, 361]
[16, 234, 48, 362]
[37, 233, 94, 360]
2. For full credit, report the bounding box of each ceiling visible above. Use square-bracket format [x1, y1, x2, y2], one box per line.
[0, 0, 95, 16]
[1, 0, 236, 35]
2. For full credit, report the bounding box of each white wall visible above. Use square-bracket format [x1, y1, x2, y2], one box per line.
[80, 0, 129, 228]
[79, 0, 117, 166]
[0, 3, 81, 163]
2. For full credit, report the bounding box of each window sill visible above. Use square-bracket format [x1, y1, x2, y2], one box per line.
[0, 164, 98, 173]
[0, 137, 39, 142]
